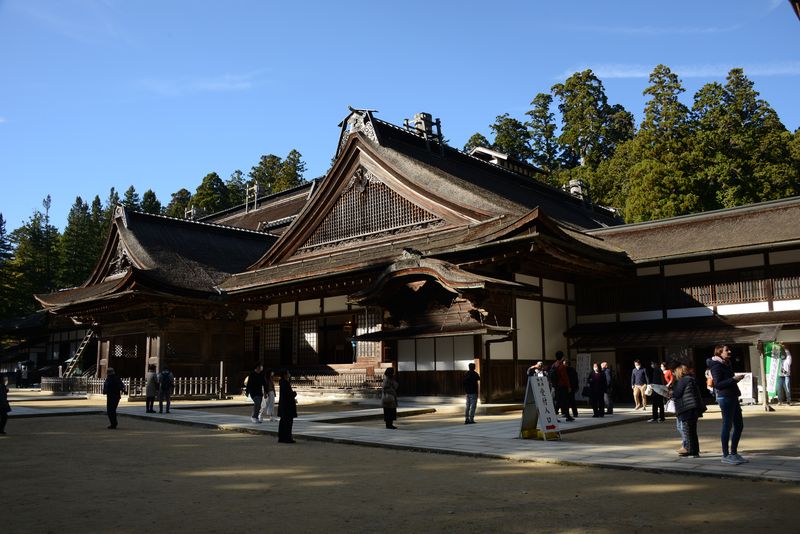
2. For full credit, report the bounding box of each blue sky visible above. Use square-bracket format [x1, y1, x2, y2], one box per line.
[1, 0, 798, 231]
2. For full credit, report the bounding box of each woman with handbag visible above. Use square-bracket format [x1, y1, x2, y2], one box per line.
[672, 365, 706, 457]
[382, 368, 399, 429]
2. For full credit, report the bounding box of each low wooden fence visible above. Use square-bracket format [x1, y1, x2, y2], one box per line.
[290, 369, 383, 391]
[41, 376, 228, 399]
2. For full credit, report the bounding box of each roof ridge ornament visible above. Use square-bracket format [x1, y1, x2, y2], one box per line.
[336, 107, 380, 159]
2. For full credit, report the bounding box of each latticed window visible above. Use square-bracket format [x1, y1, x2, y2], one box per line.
[298, 319, 318, 360]
[301, 168, 441, 250]
[113, 343, 139, 359]
[356, 309, 381, 360]
[244, 326, 254, 352]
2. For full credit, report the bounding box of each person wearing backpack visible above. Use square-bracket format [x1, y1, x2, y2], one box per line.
[707, 345, 747, 465]
[158, 367, 175, 414]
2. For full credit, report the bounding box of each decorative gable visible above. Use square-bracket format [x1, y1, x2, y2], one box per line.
[298, 167, 442, 253]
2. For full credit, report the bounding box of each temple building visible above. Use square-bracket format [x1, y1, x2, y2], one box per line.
[37, 109, 800, 401]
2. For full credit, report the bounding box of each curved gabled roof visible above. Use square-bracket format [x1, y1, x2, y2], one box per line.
[37, 206, 277, 310]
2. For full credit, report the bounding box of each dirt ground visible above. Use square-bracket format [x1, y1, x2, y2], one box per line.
[2, 413, 799, 534]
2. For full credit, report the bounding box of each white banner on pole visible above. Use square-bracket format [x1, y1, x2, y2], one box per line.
[575, 353, 591, 401]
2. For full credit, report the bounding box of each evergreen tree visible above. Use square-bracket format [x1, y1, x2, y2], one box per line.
[164, 188, 192, 219]
[140, 189, 162, 214]
[101, 187, 120, 239]
[193, 172, 229, 214]
[525, 93, 561, 176]
[89, 195, 106, 261]
[273, 150, 306, 192]
[7, 198, 62, 315]
[248, 154, 284, 194]
[552, 70, 634, 169]
[122, 185, 141, 210]
[59, 197, 95, 287]
[226, 169, 247, 207]
[0, 213, 15, 319]
[463, 132, 491, 153]
[489, 113, 532, 161]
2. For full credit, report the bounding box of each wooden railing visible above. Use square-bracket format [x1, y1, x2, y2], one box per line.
[41, 376, 228, 398]
[289, 369, 383, 390]
[680, 276, 800, 307]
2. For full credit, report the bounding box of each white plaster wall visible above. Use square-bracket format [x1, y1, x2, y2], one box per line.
[453, 336, 474, 370]
[484, 335, 513, 360]
[324, 295, 349, 313]
[416, 338, 435, 370]
[516, 298, 542, 360]
[245, 309, 262, 322]
[769, 249, 800, 265]
[542, 278, 564, 299]
[576, 313, 616, 324]
[716, 302, 770, 315]
[435, 337, 454, 370]
[398, 339, 415, 371]
[620, 310, 662, 322]
[265, 305, 279, 319]
[280, 302, 295, 317]
[637, 266, 660, 277]
[666, 307, 714, 319]
[543, 302, 568, 359]
[714, 254, 764, 271]
[298, 299, 319, 315]
[773, 299, 800, 312]
[514, 273, 539, 286]
[664, 261, 711, 277]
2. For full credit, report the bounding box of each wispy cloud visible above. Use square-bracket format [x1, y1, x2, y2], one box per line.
[9, 0, 123, 45]
[136, 72, 262, 97]
[557, 61, 800, 80]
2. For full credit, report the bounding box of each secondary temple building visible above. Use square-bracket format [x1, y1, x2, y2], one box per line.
[37, 109, 800, 401]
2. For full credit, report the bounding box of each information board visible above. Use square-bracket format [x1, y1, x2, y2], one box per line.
[520, 375, 561, 440]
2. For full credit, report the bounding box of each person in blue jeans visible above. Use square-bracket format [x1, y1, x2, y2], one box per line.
[707, 345, 746, 465]
[463, 363, 480, 424]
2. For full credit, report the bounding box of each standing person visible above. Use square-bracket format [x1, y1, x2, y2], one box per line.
[463, 363, 480, 425]
[102, 368, 126, 430]
[778, 344, 792, 405]
[157, 367, 174, 414]
[246, 363, 266, 423]
[672, 364, 705, 458]
[382, 368, 399, 429]
[662, 362, 675, 390]
[144, 364, 158, 413]
[15, 367, 22, 389]
[707, 345, 747, 465]
[601, 362, 614, 415]
[277, 369, 297, 443]
[587, 363, 607, 417]
[631, 360, 649, 410]
[527, 361, 545, 377]
[1, 376, 10, 434]
[648, 361, 665, 423]
[566, 359, 579, 419]
[260, 369, 277, 422]
[550, 354, 574, 422]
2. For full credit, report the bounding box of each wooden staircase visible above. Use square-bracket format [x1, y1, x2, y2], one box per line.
[64, 329, 95, 377]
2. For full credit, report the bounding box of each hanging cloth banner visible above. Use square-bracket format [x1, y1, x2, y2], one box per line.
[763, 342, 782, 401]
[520, 375, 561, 440]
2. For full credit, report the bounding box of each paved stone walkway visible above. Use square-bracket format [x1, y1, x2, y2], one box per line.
[103, 402, 800, 484]
[9, 395, 799, 483]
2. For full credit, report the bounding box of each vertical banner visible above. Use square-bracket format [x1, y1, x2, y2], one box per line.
[575, 353, 591, 401]
[763, 342, 781, 400]
[520, 376, 561, 440]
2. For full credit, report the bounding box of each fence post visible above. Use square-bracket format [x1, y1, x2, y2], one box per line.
[219, 360, 224, 400]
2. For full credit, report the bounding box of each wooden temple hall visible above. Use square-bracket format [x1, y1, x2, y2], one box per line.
[37, 109, 800, 401]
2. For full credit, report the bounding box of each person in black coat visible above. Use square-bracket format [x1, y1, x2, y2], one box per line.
[277, 369, 297, 443]
[566, 360, 579, 418]
[586, 363, 608, 417]
[648, 361, 666, 423]
[672, 365, 706, 457]
[245, 363, 267, 423]
[102, 367, 126, 429]
[1, 376, 10, 434]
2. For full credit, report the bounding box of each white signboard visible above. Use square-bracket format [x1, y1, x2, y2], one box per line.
[520, 376, 561, 440]
[737, 372, 754, 404]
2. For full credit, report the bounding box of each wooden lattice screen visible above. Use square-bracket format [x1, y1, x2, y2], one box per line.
[301, 169, 441, 250]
